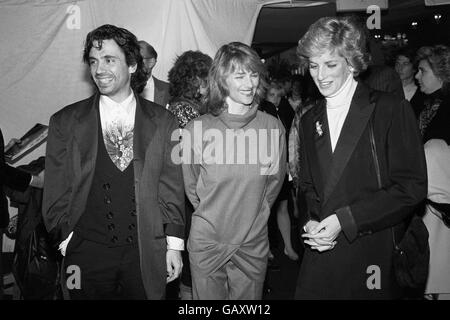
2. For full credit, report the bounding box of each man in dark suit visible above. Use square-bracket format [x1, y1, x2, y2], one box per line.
[42, 25, 185, 300]
[359, 64, 405, 102]
[138, 40, 170, 107]
[1, 129, 43, 299]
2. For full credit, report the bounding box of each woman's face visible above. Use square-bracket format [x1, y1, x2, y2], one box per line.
[266, 87, 283, 107]
[415, 59, 443, 94]
[309, 50, 352, 97]
[225, 68, 259, 106]
[395, 55, 415, 81]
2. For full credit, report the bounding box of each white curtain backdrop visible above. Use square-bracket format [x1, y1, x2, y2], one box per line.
[1, 0, 285, 251]
[0, 0, 269, 166]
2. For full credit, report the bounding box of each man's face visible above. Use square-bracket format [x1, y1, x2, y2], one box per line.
[88, 39, 136, 103]
[395, 55, 415, 81]
[139, 46, 156, 77]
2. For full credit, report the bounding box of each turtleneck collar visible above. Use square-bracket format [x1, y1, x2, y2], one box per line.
[325, 73, 358, 109]
[218, 102, 258, 129]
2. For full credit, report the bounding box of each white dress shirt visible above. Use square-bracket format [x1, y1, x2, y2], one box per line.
[59, 92, 184, 255]
[141, 75, 155, 102]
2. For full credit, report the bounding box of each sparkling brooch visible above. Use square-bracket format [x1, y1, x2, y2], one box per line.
[315, 121, 323, 137]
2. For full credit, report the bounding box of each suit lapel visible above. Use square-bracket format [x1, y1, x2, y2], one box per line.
[133, 94, 157, 179]
[74, 95, 98, 178]
[322, 84, 376, 206]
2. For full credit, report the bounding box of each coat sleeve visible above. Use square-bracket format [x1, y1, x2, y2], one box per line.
[265, 120, 287, 209]
[336, 98, 428, 242]
[297, 118, 321, 228]
[181, 120, 201, 210]
[158, 114, 185, 238]
[42, 112, 73, 245]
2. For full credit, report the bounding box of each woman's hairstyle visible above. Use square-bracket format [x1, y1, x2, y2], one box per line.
[206, 42, 267, 116]
[83, 24, 147, 93]
[395, 47, 417, 66]
[297, 16, 371, 76]
[416, 45, 450, 93]
[168, 50, 212, 103]
[267, 80, 284, 92]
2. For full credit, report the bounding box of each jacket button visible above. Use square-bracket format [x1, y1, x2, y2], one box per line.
[106, 212, 114, 219]
[104, 196, 112, 204]
[126, 236, 133, 243]
[103, 183, 111, 190]
[128, 223, 135, 230]
[108, 223, 115, 231]
[111, 235, 118, 243]
[131, 197, 136, 204]
[131, 210, 137, 217]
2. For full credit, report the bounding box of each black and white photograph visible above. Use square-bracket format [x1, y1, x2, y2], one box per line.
[1, 0, 449, 309]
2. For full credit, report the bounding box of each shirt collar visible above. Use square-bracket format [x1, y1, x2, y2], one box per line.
[100, 92, 135, 114]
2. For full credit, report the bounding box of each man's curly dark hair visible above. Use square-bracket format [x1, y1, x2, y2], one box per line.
[168, 50, 212, 103]
[83, 24, 147, 93]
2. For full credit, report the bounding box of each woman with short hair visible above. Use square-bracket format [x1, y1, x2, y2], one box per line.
[293, 16, 427, 299]
[415, 45, 450, 145]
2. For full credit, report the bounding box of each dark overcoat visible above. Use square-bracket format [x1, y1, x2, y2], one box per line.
[295, 83, 427, 299]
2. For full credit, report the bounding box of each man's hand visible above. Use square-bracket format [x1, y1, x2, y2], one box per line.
[166, 249, 183, 283]
[30, 170, 44, 189]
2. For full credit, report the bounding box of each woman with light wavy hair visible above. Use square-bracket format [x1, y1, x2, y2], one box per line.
[181, 42, 286, 300]
[293, 16, 427, 299]
[415, 45, 450, 145]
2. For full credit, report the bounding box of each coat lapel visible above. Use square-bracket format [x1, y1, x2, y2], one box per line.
[133, 94, 157, 179]
[304, 99, 328, 200]
[322, 84, 376, 206]
[73, 95, 99, 178]
[313, 102, 333, 188]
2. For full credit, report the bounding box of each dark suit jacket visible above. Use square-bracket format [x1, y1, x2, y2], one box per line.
[42, 93, 185, 299]
[295, 83, 427, 299]
[359, 65, 405, 102]
[153, 76, 170, 107]
[0, 128, 31, 228]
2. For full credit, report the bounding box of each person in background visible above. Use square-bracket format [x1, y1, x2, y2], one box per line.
[43, 25, 185, 300]
[182, 42, 286, 299]
[395, 47, 425, 118]
[0, 129, 43, 299]
[358, 36, 404, 102]
[138, 40, 170, 107]
[294, 16, 426, 299]
[260, 81, 298, 261]
[415, 45, 450, 145]
[422, 139, 450, 300]
[168, 51, 212, 128]
[167, 50, 213, 300]
[287, 75, 304, 112]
